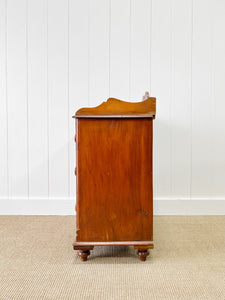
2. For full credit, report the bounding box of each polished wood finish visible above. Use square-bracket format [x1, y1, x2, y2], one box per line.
[76, 118, 153, 242]
[136, 249, 149, 261]
[73, 246, 94, 262]
[134, 245, 153, 262]
[73, 97, 156, 261]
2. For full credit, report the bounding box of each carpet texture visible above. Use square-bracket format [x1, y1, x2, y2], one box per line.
[0, 216, 224, 300]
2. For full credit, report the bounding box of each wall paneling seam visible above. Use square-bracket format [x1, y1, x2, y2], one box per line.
[67, 0, 70, 198]
[5, 0, 9, 198]
[47, 0, 50, 198]
[190, 0, 193, 200]
[88, 0, 90, 106]
[109, 0, 111, 98]
[26, 0, 29, 198]
[149, 0, 152, 94]
[170, 0, 174, 198]
[209, 4, 214, 200]
[129, 0, 131, 101]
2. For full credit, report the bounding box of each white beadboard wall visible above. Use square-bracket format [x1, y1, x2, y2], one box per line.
[0, 0, 225, 215]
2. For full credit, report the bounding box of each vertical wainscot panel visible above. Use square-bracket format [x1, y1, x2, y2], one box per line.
[110, 0, 130, 100]
[130, 0, 151, 101]
[0, 0, 8, 197]
[191, 0, 214, 198]
[69, 0, 89, 200]
[171, 0, 192, 199]
[27, 0, 48, 197]
[211, 0, 225, 198]
[48, 0, 69, 197]
[7, 0, 28, 197]
[89, 0, 110, 106]
[151, 0, 172, 198]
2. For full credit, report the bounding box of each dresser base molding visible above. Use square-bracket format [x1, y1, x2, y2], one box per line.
[73, 241, 154, 247]
[73, 241, 153, 261]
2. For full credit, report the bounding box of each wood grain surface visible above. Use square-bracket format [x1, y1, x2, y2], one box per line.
[74, 97, 156, 118]
[75, 118, 153, 242]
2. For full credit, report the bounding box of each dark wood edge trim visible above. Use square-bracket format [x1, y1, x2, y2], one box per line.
[73, 245, 94, 251]
[73, 241, 154, 247]
[73, 114, 155, 119]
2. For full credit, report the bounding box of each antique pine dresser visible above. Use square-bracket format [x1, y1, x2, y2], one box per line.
[73, 93, 156, 261]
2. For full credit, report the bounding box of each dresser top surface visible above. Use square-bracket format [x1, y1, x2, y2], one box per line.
[73, 97, 156, 119]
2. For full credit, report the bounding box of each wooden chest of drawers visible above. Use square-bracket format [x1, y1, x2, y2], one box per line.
[73, 96, 156, 261]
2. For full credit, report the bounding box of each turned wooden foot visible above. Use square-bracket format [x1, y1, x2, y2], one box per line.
[136, 249, 149, 261]
[134, 245, 152, 261]
[73, 244, 94, 261]
[78, 249, 90, 261]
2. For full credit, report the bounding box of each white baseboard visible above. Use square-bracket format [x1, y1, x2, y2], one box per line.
[0, 197, 75, 215]
[154, 198, 225, 215]
[0, 197, 224, 215]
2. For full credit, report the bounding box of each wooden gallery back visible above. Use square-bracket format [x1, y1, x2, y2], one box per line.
[73, 96, 156, 261]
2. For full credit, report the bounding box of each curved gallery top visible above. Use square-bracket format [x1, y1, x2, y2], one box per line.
[73, 97, 156, 119]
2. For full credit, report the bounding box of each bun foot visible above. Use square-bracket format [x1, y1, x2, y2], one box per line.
[134, 245, 153, 261]
[78, 249, 90, 261]
[73, 244, 94, 261]
[136, 249, 149, 261]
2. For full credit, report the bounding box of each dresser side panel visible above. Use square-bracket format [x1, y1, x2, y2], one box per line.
[76, 118, 153, 242]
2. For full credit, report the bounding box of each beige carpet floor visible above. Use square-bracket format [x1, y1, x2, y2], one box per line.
[0, 216, 224, 300]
